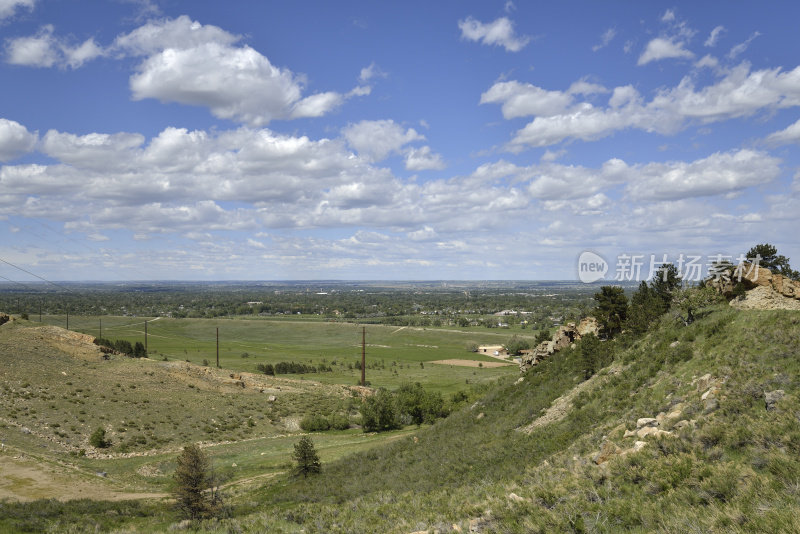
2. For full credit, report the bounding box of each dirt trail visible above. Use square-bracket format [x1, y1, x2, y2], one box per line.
[0, 452, 167, 502]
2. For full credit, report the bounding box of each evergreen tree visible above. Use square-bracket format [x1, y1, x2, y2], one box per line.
[578, 333, 604, 380]
[627, 281, 665, 335]
[650, 264, 681, 310]
[593, 286, 628, 338]
[745, 243, 799, 280]
[292, 436, 321, 477]
[172, 444, 219, 520]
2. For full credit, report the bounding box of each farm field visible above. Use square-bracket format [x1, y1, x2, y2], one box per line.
[35, 315, 520, 393]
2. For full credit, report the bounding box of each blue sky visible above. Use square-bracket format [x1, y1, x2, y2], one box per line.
[1, 0, 798, 281]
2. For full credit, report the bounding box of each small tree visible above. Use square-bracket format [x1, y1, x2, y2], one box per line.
[172, 444, 220, 520]
[133, 341, 147, 358]
[504, 335, 530, 356]
[89, 427, 111, 448]
[292, 436, 321, 477]
[578, 333, 604, 380]
[360, 389, 401, 432]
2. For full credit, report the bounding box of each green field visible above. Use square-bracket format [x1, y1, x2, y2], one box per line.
[0, 314, 518, 511]
[38, 314, 521, 393]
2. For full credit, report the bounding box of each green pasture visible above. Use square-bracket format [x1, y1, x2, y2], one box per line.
[40, 315, 521, 393]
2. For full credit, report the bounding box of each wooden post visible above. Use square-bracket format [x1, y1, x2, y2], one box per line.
[99, 318, 102, 339]
[66, 308, 69, 330]
[216, 327, 220, 368]
[361, 326, 366, 386]
[145, 320, 148, 354]
[39, 300, 42, 322]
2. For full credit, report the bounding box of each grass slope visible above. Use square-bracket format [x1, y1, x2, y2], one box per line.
[206, 305, 800, 533]
[4, 305, 800, 533]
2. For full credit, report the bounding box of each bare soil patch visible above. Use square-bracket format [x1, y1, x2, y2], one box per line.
[429, 359, 513, 368]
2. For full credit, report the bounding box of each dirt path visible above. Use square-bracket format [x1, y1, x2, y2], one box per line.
[0, 452, 167, 502]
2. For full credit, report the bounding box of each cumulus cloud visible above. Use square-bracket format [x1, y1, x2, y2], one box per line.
[625, 149, 781, 201]
[458, 16, 529, 52]
[128, 41, 352, 125]
[638, 37, 694, 65]
[480, 81, 573, 119]
[5, 24, 103, 68]
[405, 145, 445, 171]
[0, 0, 34, 20]
[484, 62, 800, 149]
[342, 120, 424, 162]
[6, 15, 359, 125]
[704, 25, 725, 47]
[0, 118, 37, 161]
[111, 15, 239, 56]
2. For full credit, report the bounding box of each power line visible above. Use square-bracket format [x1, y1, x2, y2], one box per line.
[0, 257, 74, 293]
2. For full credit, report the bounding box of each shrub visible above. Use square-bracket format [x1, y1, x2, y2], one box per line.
[300, 414, 330, 432]
[89, 427, 111, 448]
[360, 389, 401, 432]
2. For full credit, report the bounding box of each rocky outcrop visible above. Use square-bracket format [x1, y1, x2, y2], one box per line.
[710, 264, 800, 310]
[0, 313, 9, 326]
[519, 316, 600, 372]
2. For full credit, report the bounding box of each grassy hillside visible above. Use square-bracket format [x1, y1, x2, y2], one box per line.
[208, 304, 800, 533]
[2, 303, 800, 532]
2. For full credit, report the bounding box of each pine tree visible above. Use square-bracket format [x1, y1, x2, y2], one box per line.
[173, 444, 219, 520]
[292, 436, 321, 477]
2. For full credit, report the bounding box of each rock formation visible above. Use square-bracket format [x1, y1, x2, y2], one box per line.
[708, 263, 800, 310]
[519, 316, 599, 372]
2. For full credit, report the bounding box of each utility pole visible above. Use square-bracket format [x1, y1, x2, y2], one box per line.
[99, 318, 102, 339]
[145, 320, 148, 355]
[361, 326, 366, 386]
[66, 308, 69, 330]
[39, 300, 42, 322]
[216, 327, 220, 368]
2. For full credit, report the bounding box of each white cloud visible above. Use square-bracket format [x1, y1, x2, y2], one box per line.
[5, 16, 359, 125]
[342, 120, 424, 162]
[486, 62, 800, 150]
[592, 28, 616, 52]
[480, 81, 573, 119]
[129, 42, 347, 126]
[111, 15, 239, 56]
[625, 149, 781, 201]
[458, 16, 529, 52]
[695, 54, 718, 70]
[41, 130, 145, 170]
[405, 146, 445, 171]
[728, 31, 760, 59]
[359, 62, 386, 83]
[0, 0, 34, 20]
[766, 118, 800, 145]
[0, 118, 37, 161]
[4, 25, 104, 68]
[704, 25, 725, 47]
[638, 37, 694, 65]
[5, 24, 58, 67]
[661, 9, 675, 22]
